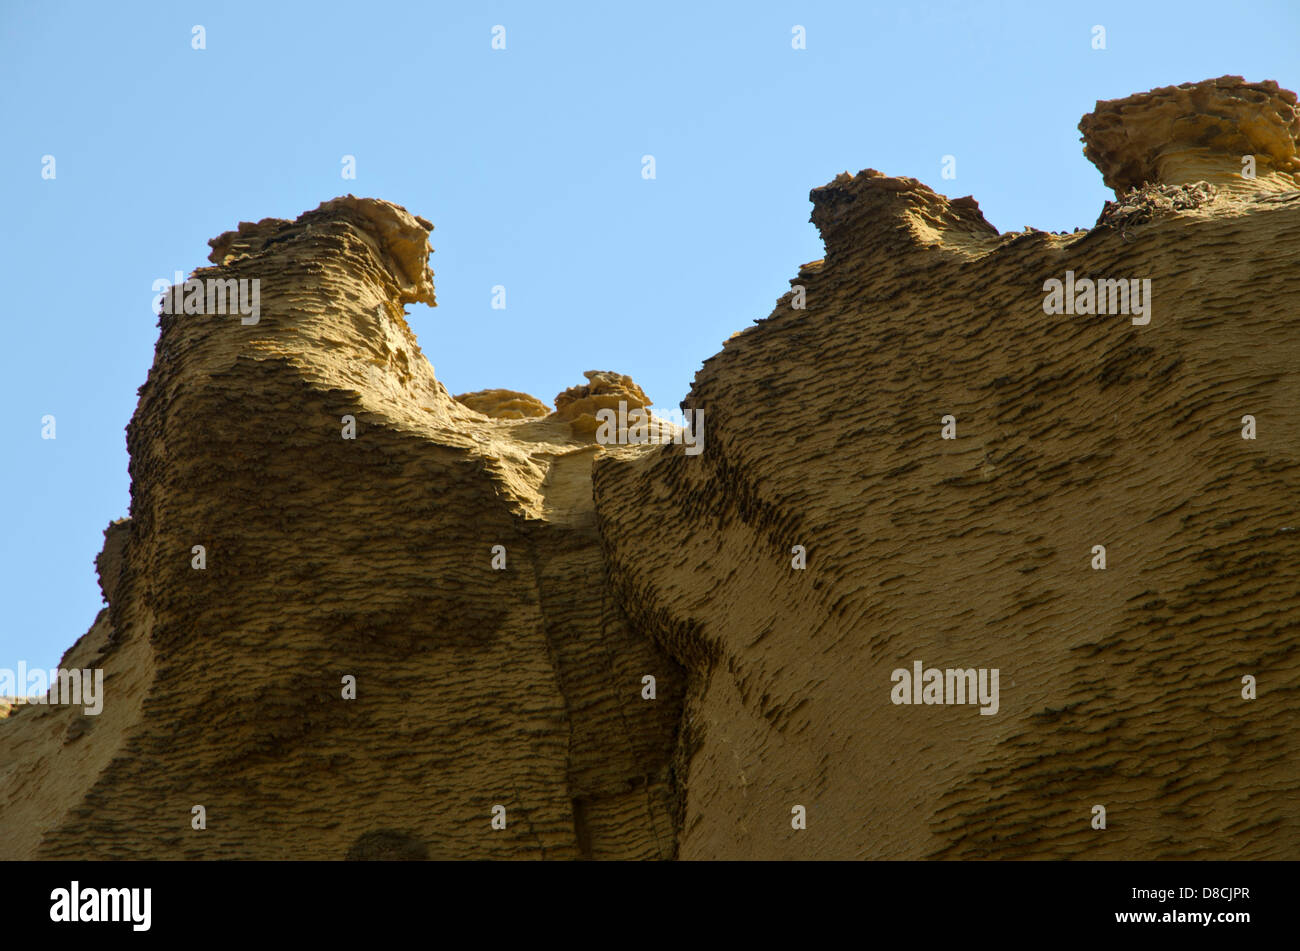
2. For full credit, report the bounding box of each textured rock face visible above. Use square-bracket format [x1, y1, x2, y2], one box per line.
[1080, 76, 1300, 195]
[0, 196, 682, 860]
[453, 389, 550, 419]
[553, 370, 654, 436]
[2, 78, 1297, 860]
[593, 77, 1300, 860]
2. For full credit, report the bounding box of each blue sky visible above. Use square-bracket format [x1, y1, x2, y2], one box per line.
[2, 0, 1297, 676]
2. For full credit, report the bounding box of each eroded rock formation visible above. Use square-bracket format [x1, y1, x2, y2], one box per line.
[553, 371, 655, 437]
[1079, 76, 1300, 195]
[594, 75, 1300, 860]
[453, 389, 550, 420]
[2, 77, 1296, 860]
[1, 198, 682, 860]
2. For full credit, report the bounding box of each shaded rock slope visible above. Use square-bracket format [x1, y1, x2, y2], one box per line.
[2, 77, 1296, 859]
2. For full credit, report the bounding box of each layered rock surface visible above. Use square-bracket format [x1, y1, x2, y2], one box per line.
[0, 198, 682, 860]
[592, 76, 1300, 859]
[2, 77, 1296, 860]
[1080, 76, 1300, 195]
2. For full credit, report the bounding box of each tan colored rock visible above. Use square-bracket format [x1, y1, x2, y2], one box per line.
[0, 197, 681, 860]
[1080, 76, 1300, 195]
[553, 370, 653, 437]
[4, 78, 1297, 862]
[454, 389, 550, 420]
[593, 78, 1300, 860]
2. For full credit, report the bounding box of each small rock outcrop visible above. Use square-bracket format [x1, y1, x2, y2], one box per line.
[454, 389, 550, 420]
[552, 371, 654, 437]
[1080, 75, 1300, 195]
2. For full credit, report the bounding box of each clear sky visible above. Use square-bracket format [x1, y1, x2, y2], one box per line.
[2, 0, 1297, 676]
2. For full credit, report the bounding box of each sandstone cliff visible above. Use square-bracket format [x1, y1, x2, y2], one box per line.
[594, 76, 1300, 859]
[1, 77, 1296, 860]
[1, 199, 682, 860]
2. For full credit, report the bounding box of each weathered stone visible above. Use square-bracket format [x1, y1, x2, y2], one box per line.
[2, 79, 1296, 861]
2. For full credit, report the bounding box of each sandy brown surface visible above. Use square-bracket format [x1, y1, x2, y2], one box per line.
[1, 77, 1295, 860]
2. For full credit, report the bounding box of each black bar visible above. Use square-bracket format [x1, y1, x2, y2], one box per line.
[4, 860, 1291, 939]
